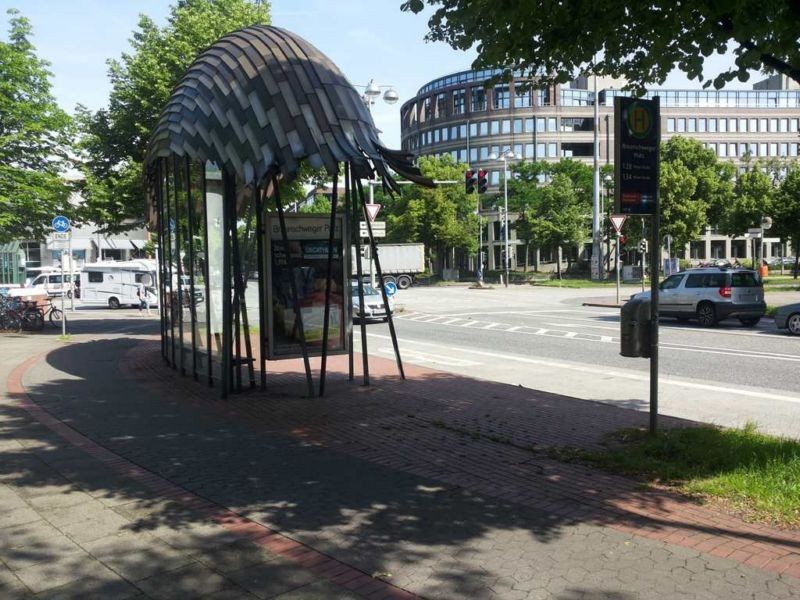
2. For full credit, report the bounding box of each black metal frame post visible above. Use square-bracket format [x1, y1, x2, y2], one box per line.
[255, 184, 267, 389]
[355, 178, 405, 380]
[319, 171, 339, 396]
[649, 96, 661, 435]
[185, 157, 198, 380]
[155, 160, 168, 363]
[344, 164, 354, 381]
[173, 155, 186, 376]
[351, 169, 369, 385]
[201, 165, 213, 387]
[272, 173, 315, 398]
[221, 170, 235, 399]
[231, 192, 243, 393]
[165, 160, 176, 369]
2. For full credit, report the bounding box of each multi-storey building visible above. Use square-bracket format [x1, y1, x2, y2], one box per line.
[400, 71, 799, 272]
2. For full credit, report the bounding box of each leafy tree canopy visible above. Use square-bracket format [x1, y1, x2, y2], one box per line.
[77, 0, 271, 233]
[383, 154, 478, 272]
[719, 161, 774, 237]
[771, 164, 800, 277]
[401, 0, 800, 90]
[0, 9, 73, 243]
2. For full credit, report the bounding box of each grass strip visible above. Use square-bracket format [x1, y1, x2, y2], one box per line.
[577, 423, 800, 527]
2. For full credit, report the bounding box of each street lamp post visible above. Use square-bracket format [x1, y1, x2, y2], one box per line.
[356, 79, 399, 287]
[489, 149, 516, 287]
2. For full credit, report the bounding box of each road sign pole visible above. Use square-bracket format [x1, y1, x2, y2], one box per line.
[368, 182, 375, 288]
[616, 232, 621, 304]
[69, 234, 75, 312]
[60, 252, 66, 338]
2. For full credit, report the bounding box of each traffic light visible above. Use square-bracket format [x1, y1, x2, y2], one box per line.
[638, 239, 648, 253]
[465, 170, 476, 194]
[477, 169, 488, 194]
[619, 235, 626, 245]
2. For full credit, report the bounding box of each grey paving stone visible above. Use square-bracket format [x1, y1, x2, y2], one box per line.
[135, 561, 228, 600]
[272, 579, 368, 599]
[190, 540, 280, 574]
[227, 559, 320, 599]
[34, 573, 142, 600]
[13, 551, 98, 594]
[0, 565, 32, 599]
[0, 508, 42, 530]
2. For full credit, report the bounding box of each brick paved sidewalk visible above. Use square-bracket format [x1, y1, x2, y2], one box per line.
[3, 324, 800, 599]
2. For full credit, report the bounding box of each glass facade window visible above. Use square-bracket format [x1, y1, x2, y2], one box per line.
[739, 118, 747, 132]
[547, 118, 557, 132]
[422, 97, 432, 121]
[560, 117, 592, 132]
[471, 86, 486, 111]
[687, 118, 696, 133]
[525, 143, 534, 158]
[728, 118, 736, 132]
[459, 149, 467, 162]
[677, 118, 686, 132]
[780, 119, 788, 133]
[759, 143, 767, 156]
[490, 171, 500, 185]
[490, 121, 500, 135]
[547, 142, 557, 157]
[470, 148, 478, 162]
[770, 118, 778, 132]
[513, 119, 522, 134]
[708, 118, 717, 132]
[770, 143, 777, 156]
[450, 126, 458, 140]
[780, 143, 788, 156]
[514, 144, 523, 158]
[524, 118, 534, 133]
[749, 118, 757, 132]
[791, 144, 798, 157]
[441, 128, 448, 141]
[459, 124, 467, 138]
[536, 117, 545, 132]
[740, 143, 749, 157]
[719, 143, 727, 157]
[729, 143, 737, 157]
[469, 122, 478, 137]
[792, 119, 799, 132]
[501, 120, 511, 134]
[536, 143, 545, 158]
[698, 118, 706, 133]
[560, 89, 592, 106]
[479, 121, 489, 136]
[718, 118, 727, 133]
[453, 88, 466, 114]
[434, 129, 440, 143]
[749, 142, 757, 157]
[436, 92, 447, 118]
[667, 118, 675, 133]
[759, 118, 767, 132]
[494, 85, 510, 109]
[479, 147, 489, 160]
[514, 84, 531, 108]
[537, 89, 551, 106]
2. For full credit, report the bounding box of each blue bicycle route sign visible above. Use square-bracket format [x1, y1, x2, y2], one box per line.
[52, 215, 71, 233]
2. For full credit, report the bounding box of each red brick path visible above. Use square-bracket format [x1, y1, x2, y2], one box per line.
[127, 340, 800, 582]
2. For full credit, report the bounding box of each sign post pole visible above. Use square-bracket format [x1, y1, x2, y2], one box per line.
[60, 252, 66, 337]
[68, 234, 75, 311]
[609, 215, 627, 305]
[614, 95, 661, 434]
[616, 232, 622, 304]
[51, 215, 71, 336]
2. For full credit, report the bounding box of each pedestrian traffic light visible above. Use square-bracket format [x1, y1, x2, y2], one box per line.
[619, 235, 626, 245]
[477, 169, 488, 194]
[465, 170, 476, 194]
[638, 239, 647, 253]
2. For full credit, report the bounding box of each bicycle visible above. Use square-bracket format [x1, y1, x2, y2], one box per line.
[43, 298, 64, 328]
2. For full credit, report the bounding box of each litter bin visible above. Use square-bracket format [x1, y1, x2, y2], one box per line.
[620, 297, 651, 358]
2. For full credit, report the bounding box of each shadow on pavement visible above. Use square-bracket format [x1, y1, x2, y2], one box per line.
[4, 335, 799, 598]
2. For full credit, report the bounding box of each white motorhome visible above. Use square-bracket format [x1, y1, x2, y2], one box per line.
[80, 260, 158, 309]
[28, 269, 81, 298]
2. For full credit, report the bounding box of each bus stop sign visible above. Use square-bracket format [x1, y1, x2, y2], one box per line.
[614, 96, 660, 215]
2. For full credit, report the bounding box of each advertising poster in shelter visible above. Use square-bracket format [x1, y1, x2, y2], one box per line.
[265, 214, 348, 359]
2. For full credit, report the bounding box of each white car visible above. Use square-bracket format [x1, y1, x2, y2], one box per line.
[351, 283, 394, 321]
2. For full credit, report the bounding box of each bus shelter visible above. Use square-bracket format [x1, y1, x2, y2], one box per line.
[145, 26, 432, 398]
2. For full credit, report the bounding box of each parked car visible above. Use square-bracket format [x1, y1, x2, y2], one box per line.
[630, 267, 765, 327]
[350, 282, 393, 321]
[774, 303, 800, 336]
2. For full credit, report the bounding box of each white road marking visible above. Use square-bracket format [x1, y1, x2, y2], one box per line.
[364, 333, 800, 404]
[377, 347, 480, 367]
[437, 309, 576, 318]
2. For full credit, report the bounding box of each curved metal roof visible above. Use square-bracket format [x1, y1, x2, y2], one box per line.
[146, 25, 431, 190]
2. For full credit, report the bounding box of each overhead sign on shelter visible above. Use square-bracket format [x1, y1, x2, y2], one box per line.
[614, 96, 660, 215]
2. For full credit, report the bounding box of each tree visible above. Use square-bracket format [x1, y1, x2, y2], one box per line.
[384, 155, 478, 274]
[771, 165, 800, 278]
[401, 0, 800, 90]
[0, 9, 73, 243]
[719, 161, 774, 237]
[77, 0, 271, 233]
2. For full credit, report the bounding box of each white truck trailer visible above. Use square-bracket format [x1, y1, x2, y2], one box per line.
[352, 243, 425, 289]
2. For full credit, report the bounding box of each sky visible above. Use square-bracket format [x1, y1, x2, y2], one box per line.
[0, 0, 761, 149]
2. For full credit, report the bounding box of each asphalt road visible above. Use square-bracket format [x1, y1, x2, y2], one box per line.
[357, 285, 800, 438]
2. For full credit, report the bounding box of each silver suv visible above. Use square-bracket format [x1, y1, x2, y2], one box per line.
[632, 267, 765, 327]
